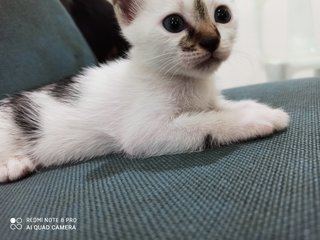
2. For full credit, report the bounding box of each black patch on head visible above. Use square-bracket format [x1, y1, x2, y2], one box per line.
[10, 93, 41, 142]
[49, 76, 79, 102]
[188, 27, 196, 38]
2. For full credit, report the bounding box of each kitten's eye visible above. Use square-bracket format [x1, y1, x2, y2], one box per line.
[215, 6, 232, 24]
[163, 14, 186, 33]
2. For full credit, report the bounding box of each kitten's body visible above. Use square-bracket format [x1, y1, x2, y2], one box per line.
[0, 0, 289, 182]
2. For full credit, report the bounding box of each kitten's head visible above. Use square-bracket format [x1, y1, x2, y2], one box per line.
[112, 0, 238, 79]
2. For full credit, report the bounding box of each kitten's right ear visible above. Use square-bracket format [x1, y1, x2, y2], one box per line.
[112, 0, 141, 25]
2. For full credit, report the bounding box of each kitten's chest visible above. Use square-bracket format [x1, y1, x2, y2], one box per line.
[165, 80, 215, 113]
[173, 92, 211, 113]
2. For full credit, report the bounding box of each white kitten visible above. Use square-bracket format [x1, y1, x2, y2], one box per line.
[0, 0, 289, 182]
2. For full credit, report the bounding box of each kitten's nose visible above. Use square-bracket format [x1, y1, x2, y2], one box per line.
[199, 36, 220, 53]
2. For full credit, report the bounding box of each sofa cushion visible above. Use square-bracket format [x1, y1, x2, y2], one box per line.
[0, 0, 96, 99]
[0, 78, 319, 240]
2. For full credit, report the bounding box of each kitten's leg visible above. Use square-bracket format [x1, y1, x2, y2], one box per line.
[122, 106, 289, 157]
[0, 115, 36, 182]
[214, 96, 290, 131]
[214, 96, 279, 111]
[0, 91, 119, 183]
[0, 155, 36, 182]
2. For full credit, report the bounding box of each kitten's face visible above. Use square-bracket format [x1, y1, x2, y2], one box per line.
[113, 0, 238, 79]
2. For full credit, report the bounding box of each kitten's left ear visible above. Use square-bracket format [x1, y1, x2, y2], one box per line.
[112, 0, 141, 25]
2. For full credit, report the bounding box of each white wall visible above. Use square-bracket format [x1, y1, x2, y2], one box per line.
[216, 0, 320, 90]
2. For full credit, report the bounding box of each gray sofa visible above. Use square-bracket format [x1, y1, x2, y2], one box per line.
[0, 1, 319, 240]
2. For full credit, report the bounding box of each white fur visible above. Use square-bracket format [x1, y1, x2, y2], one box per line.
[0, 0, 289, 182]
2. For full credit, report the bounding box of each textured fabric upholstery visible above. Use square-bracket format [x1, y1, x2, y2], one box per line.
[0, 0, 319, 239]
[0, 0, 95, 99]
[1, 78, 319, 240]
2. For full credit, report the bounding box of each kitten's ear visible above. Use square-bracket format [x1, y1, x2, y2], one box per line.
[112, 0, 141, 25]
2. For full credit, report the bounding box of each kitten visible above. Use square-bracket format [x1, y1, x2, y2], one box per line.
[60, 0, 130, 62]
[0, 0, 289, 182]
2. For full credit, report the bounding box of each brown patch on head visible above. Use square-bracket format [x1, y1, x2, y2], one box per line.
[179, 28, 198, 52]
[179, 25, 220, 52]
[194, 0, 210, 21]
[179, 0, 221, 53]
[194, 0, 216, 34]
[113, 0, 140, 25]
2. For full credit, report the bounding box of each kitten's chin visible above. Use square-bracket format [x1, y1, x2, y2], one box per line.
[196, 56, 221, 69]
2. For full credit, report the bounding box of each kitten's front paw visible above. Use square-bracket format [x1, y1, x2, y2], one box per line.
[266, 108, 290, 131]
[239, 106, 289, 138]
[0, 156, 36, 183]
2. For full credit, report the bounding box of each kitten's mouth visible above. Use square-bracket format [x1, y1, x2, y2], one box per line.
[195, 53, 223, 69]
[182, 51, 227, 72]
